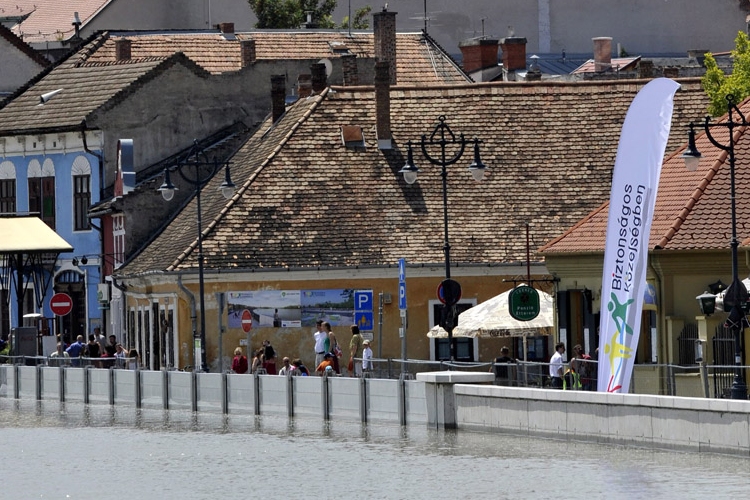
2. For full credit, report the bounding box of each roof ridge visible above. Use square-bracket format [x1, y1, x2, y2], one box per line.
[420, 29, 473, 83]
[166, 90, 329, 272]
[0, 23, 51, 68]
[72, 31, 111, 67]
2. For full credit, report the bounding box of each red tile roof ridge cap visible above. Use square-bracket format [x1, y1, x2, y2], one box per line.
[538, 201, 611, 254]
[166, 90, 328, 272]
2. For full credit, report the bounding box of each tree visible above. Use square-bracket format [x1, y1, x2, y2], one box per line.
[339, 6, 372, 29]
[248, 0, 337, 29]
[702, 31, 750, 117]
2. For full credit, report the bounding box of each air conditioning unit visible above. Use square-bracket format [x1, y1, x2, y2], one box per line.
[97, 283, 110, 302]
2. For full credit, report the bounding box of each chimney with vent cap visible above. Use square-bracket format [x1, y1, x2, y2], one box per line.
[115, 39, 131, 61]
[373, 8, 397, 85]
[241, 39, 256, 67]
[375, 61, 392, 150]
[499, 37, 527, 76]
[271, 75, 286, 123]
[341, 54, 359, 85]
[311, 63, 327, 92]
[593, 37, 612, 72]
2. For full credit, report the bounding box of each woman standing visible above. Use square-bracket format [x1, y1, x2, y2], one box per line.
[232, 347, 248, 374]
[323, 322, 341, 374]
[251, 348, 265, 373]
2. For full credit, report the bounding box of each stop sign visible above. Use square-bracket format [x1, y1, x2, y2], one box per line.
[50, 292, 73, 316]
[241, 309, 253, 333]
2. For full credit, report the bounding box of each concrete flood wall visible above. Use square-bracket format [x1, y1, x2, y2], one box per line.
[453, 385, 750, 456]
[0, 366, 418, 426]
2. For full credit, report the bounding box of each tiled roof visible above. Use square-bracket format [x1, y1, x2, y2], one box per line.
[6, 0, 111, 43]
[0, 38, 206, 134]
[0, 23, 51, 67]
[572, 57, 641, 74]
[117, 78, 710, 277]
[85, 30, 470, 84]
[541, 97, 750, 255]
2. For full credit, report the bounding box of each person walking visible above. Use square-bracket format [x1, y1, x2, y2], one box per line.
[549, 342, 565, 389]
[323, 322, 341, 374]
[313, 320, 328, 368]
[362, 339, 373, 374]
[490, 346, 516, 386]
[263, 340, 277, 374]
[349, 324, 363, 377]
[66, 335, 85, 367]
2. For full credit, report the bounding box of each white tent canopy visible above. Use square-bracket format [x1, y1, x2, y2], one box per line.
[427, 288, 554, 338]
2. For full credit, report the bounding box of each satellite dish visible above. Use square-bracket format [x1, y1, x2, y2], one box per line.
[318, 58, 333, 77]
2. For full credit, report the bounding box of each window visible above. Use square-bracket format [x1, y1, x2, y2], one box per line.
[0, 161, 16, 214]
[72, 156, 92, 231]
[28, 158, 55, 229]
[113, 214, 125, 268]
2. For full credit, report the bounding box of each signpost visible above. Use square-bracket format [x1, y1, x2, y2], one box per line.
[354, 290, 374, 338]
[398, 259, 407, 367]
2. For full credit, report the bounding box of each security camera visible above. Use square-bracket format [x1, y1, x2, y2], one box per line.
[39, 89, 63, 104]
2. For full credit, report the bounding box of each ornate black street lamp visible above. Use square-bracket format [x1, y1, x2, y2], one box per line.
[158, 141, 235, 372]
[683, 94, 749, 399]
[399, 115, 487, 362]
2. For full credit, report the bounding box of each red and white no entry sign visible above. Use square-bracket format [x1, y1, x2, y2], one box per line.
[50, 292, 73, 316]
[241, 309, 253, 333]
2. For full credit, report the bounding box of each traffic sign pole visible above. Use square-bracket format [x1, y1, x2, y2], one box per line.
[399, 259, 407, 371]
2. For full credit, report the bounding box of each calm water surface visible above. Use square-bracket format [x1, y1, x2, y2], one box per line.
[1, 399, 749, 500]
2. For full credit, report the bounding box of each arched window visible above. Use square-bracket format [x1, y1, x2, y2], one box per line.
[0, 160, 16, 214]
[28, 158, 55, 229]
[72, 156, 91, 231]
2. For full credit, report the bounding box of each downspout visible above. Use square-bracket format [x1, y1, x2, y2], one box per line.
[111, 277, 127, 343]
[177, 273, 198, 369]
[80, 120, 104, 202]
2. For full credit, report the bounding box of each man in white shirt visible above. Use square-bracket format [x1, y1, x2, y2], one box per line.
[549, 342, 565, 389]
[313, 319, 328, 368]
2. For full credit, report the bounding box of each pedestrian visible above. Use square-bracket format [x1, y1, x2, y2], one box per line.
[85, 334, 101, 368]
[566, 344, 588, 390]
[251, 348, 265, 373]
[273, 308, 281, 327]
[232, 347, 248, 374]
[349, 324, 363, 377]
[313, 319, 327, 368]
[490, 346, 516, 386]
[316, 352, 335, 375]
[278, 357, 292, 376]
[49, 343, 70, 366]
[127, 349, 139, 370]
[362, 339, 373, 374]
[323, 322, 341, 374]
[549, 342, 565, 389]
[115, 343, 126, 368]
[292, 358, 309, 376]
[66, 335, 85, 366]
[263, 340, 277, 374]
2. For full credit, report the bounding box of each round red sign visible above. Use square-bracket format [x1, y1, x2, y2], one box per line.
[241, 309, 253, 333]
[50, 292, 73, 316]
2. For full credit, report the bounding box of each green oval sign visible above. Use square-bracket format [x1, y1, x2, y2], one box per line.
[508, 285, 540, 321]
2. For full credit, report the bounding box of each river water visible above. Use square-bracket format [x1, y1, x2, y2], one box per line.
[2, 399, 749, 500]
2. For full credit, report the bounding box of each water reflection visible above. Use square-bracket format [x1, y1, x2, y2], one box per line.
[1, 399, 749, 499]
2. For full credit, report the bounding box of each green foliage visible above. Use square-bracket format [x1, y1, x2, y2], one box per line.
[339, 6, 372, 29]
[702, 31, 750, 117]
[248, 0, 337, 29]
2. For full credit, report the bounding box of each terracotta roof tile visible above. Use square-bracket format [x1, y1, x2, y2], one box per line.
[8, 0, 111, 43]
[0, 23, 51, 68]
[541, 97, 750, 255]
[118, 79, 710, 276]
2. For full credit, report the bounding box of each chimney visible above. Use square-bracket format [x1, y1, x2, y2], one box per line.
[219, 22, 235, 34]
[271, 75, 286, 123]
[499, 37, 527, 73]
[593, 37, 612, 72]
[311, 63, 327, 92]
[341, 54, 359, 85]
[297, 74, 312, 98]
[638, 60, 654, 79]
[458, 38, 499, 73]
[241, 39, 256, 67]
[115, 39, 131, 61]
[373, 8, 397, 85]
[663, 67, 679, 78]
[375, 61, 392, 150]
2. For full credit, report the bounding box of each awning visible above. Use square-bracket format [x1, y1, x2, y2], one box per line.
[0, 217, 73, 253]
[427, 288, 554, 338]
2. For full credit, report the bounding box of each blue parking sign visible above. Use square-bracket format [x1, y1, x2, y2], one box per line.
[354, 290, 373, 312]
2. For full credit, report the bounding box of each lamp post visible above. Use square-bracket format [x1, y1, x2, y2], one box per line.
[158, 140, 235, 372]
[683, 94, 749, 399]
[399, 115, 487, 362]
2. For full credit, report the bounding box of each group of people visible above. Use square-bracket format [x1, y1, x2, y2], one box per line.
[231, 320, 374, 377]
[549, 342, 596, 390]
[54, 330, 139, 369]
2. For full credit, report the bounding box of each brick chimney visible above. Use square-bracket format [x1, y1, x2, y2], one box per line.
[241, 39, 256, 67]
[297, 74, 312, 98]
[458, 38, 499, 73]
[115, 39, 131, 61]
[271, 75, 286, 123]
[311, 63, 327, 93]
[593, 37, 612, 72]
[499, 37, 527, 72]
[219, 22, 235, 34]
[375, 61, 392, 150]
[341, 54, 359, 85]
[373, 8, 397, 85]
